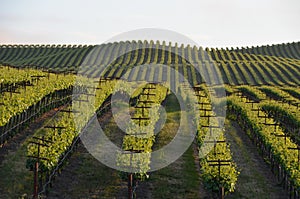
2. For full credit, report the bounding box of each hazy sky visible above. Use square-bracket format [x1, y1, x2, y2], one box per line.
[0, 0, 299, 48]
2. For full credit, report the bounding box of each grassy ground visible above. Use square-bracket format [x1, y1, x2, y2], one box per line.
[47, 143, 124, 199]
[141, 94, 206, 199]
[0, 108, 63, 198]
[0, 94, 290, 199]
[224, 120, 288, 199]
[146, 146, 204, 199]
[47, 109, 125, 199]
[0, 143, 33, 198]
[47, 93, 206, 199]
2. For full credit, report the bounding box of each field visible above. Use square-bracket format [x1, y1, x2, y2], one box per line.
[0, 41, 299, 199]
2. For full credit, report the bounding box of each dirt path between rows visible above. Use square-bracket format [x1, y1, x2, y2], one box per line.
[47, 94, 208, 199]
[131, 94, 209, 199]
[0, 107, 64, 165]
[47, 108, 128, 199]
[225, 120, 288, 199]
[0, 106, 66, 198]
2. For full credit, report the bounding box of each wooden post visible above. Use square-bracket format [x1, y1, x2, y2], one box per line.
[138, 100, 155, 104]
[28, 136, 52, 199]
[60, 109, 80, 118]
[201, 125, 221, 136]
[131, 116, 150, 126]
[2, 88, 20, 99]
[33, 145, 40, 199]
[44, 125, 67, 131]
[197, 102, 211, 110]
[135, 105, 152, 117]
[31, 75, 46, 86]
[245, 101, 259, 108]
[73, 98, 88, 108]
[203, 140, 226, 156]
[124, 84, 157, 198]
[201, 115, 217, 124]
[198, 108, 212, 117]
[272, 132, 288, 145]
[219, 186, 225, 199]
[207, 159, 231, 199]
[140, 92, 156, 100]
[128, 173, 133, 199]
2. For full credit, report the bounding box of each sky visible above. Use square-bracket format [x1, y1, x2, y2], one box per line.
[0, 0, 299, 48]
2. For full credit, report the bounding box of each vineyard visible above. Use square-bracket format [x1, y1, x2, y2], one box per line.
[0, 41, 299, 199]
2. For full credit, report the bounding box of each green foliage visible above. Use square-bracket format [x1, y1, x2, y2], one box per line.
[26, 79, 116, 172]
[227, 96, 300, 188]
[195, 87, 239, 195]
[1, 41, 299, 86]
[0, 67, 75, 127]
[237, 86, 263, 102]
[261, 103, 300, 144]
[118, 84, 168, 177]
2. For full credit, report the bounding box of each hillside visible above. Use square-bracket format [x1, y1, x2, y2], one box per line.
[0, 40, 300, 199]
[231, 42, 300, 60]
[0, 41, 299, 86]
